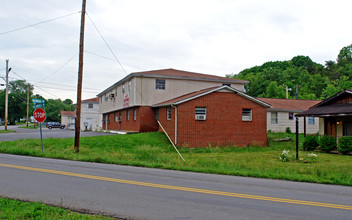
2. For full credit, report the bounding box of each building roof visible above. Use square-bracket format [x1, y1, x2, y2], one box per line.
[297, 89, 352, 117]
[97, 68, 248, 96]
[61, 111, 75, 116]
[256, 97, 321, 112]
[152, 86, 271, 108]
[82, 97, 99, 102]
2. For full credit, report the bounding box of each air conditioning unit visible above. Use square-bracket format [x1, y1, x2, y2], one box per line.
[195, 115, 206, 120]
[109, 93, 115, 99]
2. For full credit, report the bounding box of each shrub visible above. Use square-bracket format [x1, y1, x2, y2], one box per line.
[338, 136, 352, 155]
[285, 127, 292, 134]
[279, 149, 291, 162]
[319, 135, 337, 153]
[302, 135, 319, 151]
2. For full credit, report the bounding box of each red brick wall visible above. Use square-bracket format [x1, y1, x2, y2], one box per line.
[103, 106, 158, 132]
[158, 91, 268, 147]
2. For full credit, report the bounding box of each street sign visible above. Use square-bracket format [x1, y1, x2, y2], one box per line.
[33, 108, 46, 123]
[33, 99, 45, 109]
[33, 98, 45, 104]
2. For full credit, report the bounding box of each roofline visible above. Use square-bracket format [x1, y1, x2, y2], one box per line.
[267, 109, 304, 113]
[97, 71, 249, 96]
[152, 86, 271, 108]
[296, 113, 352, 117]
[312, 89, 352, 108]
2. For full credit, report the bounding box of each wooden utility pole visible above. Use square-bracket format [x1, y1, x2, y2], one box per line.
[4, 59, 10, 130]
[26, 85, 29, 127]
[74, 0, 86, 153]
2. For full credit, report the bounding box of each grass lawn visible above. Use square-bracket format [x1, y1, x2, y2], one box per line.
[0, 132, 351, 186]
[0, 130, 15, 133]
[19, 125, 38, 129]
[0, 197, 113, 219]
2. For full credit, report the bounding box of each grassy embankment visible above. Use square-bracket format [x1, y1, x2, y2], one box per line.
[0, 132, 351, 186]
[0, 130, 15, 133]
[0, 197, 113, 219]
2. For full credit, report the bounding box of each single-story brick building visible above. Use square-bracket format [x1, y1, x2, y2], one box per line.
[152, 86, 271, 147]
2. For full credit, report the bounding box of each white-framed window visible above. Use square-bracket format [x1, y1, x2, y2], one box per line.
[289, 112, 294, 120]
[122, 84, 125, 93]
[242, 108, 252, 121]
[155, 108, 159, 120]
[271, 112, 278, 124]
[88, 103, 93, 108]
[104, 95, 108, 102]
[308, 117, 315, 125]
[167, 107, 171, 120]
[128, 80, 132, 91]
[156, 79, 166, 90]
[133, 109, 137, 121]
[126, 110, 129, 121]
[195, 107, 207, 120]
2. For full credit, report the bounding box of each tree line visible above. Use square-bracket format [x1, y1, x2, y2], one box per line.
[0, 80, 74, 124]
[228, 44, 352, 100]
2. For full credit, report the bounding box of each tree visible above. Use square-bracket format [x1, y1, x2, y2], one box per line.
[45, 99, 75, 122]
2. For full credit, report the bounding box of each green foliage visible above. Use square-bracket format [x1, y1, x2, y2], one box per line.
[229, 44, 352, 100]
[338, 136, 352, 155]
[285, 127, 291, 134]
[0, 197, 112, 219]
[319, 135, 337, 153]
[303, 135, 319, 151]
[45, 99, 75, 122]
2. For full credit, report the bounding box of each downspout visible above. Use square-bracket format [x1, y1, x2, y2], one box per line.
[171, 104, 177, 145]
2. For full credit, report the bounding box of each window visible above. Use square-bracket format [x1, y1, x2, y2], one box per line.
[242, 108, 252, 121]
[122, 84, 125, 93]
[128, 81, 131, 91]
[308, 117, 315, 125]
[88, 103, 93, 108]
[104, 95, 108, 101]
[222, 83, 231, 87]
[155, 109, 159, 120]
[126, 110, 129, 121]
[195, 107, 207, 120]
[156, 79, 166, 90]
[115, 112, 119, 122]
[167, 107, 171, 120]
[133, 109, 136, 120]
[107, 114, 110, 123]
[271, 112, 278, 124]
[289, 112, 294, 120]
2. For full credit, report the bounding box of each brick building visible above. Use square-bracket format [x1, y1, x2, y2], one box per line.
[153, 86, 270, 147]
[98, 68, 271, 147]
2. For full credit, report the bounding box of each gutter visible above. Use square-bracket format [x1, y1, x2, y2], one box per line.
[171, 104, 177, 145]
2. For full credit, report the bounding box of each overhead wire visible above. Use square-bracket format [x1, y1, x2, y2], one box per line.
[0, 11, 80, 36]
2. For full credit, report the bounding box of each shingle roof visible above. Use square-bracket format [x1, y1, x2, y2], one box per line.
[132, 68, 248, 83]
[256, 97, 321, 112]
[60, 111, 75, 116]
[82, 97, 99, 102]
[152, 86, 271, 108]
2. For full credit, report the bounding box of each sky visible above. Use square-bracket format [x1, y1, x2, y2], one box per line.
[1, 0, 352, 101]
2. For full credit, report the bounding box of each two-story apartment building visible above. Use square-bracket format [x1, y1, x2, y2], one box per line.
[97, 68, 248, 133]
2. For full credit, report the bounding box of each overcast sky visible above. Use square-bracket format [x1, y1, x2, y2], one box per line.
[1, 0, 352, 101]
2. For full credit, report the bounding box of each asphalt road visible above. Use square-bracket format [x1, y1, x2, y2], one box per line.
[0, 125, 114, 141]
[0, 154, 351, 220]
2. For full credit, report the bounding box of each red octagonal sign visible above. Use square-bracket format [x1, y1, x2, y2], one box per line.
[33, 108, 46, 123]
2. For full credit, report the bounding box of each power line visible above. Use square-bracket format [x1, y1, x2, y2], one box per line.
[0, 11, 80, 36]
[35, 53, 78, 85]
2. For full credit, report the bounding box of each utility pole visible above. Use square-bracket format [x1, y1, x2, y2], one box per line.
[26, 85, 29, 127]
[74, 0, 86, 153]
[4, 59, 10, 130]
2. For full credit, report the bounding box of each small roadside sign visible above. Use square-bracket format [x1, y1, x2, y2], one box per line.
[33, 108, 46, 153]
[33, 99, 45, 109]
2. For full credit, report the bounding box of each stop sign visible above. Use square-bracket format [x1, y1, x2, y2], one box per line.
[33, 108, 46, 123]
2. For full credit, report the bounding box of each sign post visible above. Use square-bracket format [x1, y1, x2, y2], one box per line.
[33, 108, 46, 153]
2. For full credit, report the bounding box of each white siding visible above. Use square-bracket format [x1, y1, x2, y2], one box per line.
[267, 111, 319, 134]
[99, 76, 245, 114]
[81, 101, 101, 131]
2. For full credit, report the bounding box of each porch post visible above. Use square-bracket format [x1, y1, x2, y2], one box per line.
[304, 116, 306, 137]
[295, 116, 299, 160]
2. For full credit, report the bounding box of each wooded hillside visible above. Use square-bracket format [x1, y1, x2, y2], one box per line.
[228, 44, 352, 100]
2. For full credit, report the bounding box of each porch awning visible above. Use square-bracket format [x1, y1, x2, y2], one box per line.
[296, 104, 352, 117]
